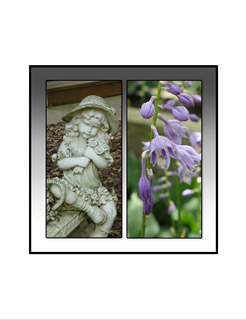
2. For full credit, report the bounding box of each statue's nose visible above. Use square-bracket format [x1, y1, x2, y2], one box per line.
[87, 126, 92, 133]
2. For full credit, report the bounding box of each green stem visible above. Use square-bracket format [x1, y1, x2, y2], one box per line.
[146, 81, 162, 169]
[177, 175, 181, 237]
[163, 171, 175, 230]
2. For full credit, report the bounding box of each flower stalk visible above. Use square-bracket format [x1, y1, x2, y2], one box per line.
[147, 81, 162, 169]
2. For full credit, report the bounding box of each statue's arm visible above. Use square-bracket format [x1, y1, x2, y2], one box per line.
[84, 147, 108, 170]
[57, 157, 90, 170]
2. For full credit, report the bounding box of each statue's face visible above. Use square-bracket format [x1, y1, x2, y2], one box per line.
[78, 111, 103, 139]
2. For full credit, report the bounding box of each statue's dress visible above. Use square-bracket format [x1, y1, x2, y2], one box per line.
[56, 135, 117, 207]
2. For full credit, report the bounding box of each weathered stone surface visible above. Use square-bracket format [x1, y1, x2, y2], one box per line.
[47, 211, 87, 238]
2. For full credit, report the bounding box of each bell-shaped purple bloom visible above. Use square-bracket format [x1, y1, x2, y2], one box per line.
[186, 81, 193, 87]
[189, 114, 200, 122]
[177, 163, 199, 183]
[149, 125, 177, 170]
[140, 96, 156, 119]
[182, 189, 195, 197]
[162, 81, 182, 96]
[138, 155, 154, 216]
[172, 107, 189, 121]
[191, 94, 201, 104]
[188, 131, 201, 151]
[177, 93, 194, 107]
[158, 115, 188, 145]
[174, 144, 201, 174]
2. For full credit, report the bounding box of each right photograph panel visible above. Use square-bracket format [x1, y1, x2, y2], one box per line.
[127, 80, 202, 238]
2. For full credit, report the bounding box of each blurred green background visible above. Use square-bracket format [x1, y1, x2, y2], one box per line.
[127, 80, 202, 238]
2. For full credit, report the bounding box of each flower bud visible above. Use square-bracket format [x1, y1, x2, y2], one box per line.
[168, 202, 176, 212]
[172, 106, 189, 121]
[182, 189, 195, 197]
[189, 114, 200, 122]
[177, 93, 194, 107]
[191, 94, 201, 104]
[162, 81, 182, 95]
[159, 193, 169, 199]
[140, 96, 156, 119]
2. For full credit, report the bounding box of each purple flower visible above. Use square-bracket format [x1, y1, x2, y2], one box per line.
[186, 81, 193, 87]
[168, 202, 176, 212]
[166, 99, 176, 107]
[159, 193, 169, 199]
[159, 103, 189, 122]
[188, 131, 201, 151]
[178, 145, 201, 167]
[152, 182, 172, 191]
[152, 185, 163, 191]
[173, 144, 201, 177]
[142, 141, 150, 151]
[140, 96, 156, 119]
[177, 93, 195, 107]
[138, 154, 154, 216]
[149, 125, 177, 170]
[158, 115, 188, 145]
[157, 176, 167, 183]
[191, 94, 201, 104]
[167, 171, 177, 176]
[172, 107, 189, 121]
[162, 81, 182, 95]
[177, 164, 199, 184]
[182, 189, 195, 197]
[189, 114, 200, 122]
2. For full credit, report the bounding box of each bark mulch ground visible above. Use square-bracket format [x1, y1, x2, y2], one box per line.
[46, 120, 122, 238]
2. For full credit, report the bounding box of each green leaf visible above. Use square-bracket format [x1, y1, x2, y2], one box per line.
[187, 231, 201, 238]
[181, 209, 201, 232]
[182, 197, 199, 214]
[158, 227, 174, 238]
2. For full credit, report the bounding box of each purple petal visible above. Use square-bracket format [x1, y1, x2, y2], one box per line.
[168, 202, 176, 212]
[140, 98, 155, 119]
[192, 94, 202, 104]
[172, 107, 189, 121]
[182, 189, 195, 197]
[138, 156, 154, 216]
[189, 114, 200, 122]
[177, 93, 195, 107]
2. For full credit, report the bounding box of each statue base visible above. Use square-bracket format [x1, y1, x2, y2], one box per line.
[47, 210, 95, 238]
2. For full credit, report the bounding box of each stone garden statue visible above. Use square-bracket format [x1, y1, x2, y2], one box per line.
[46, 95, 119, 237]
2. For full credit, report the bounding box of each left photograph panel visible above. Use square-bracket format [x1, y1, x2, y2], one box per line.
[46, 81, 122, 238]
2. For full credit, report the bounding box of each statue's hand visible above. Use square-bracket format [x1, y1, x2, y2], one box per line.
[73, 166, 84, 175]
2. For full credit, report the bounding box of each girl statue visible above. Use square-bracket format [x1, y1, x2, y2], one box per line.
[47, 95, 119, 237]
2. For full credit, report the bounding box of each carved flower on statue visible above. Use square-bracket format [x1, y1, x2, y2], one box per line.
[100, 195, 107, 205]
[95, 145, 104, 154]
[88, 139, 97, 147]
[91, 193, 99, 201]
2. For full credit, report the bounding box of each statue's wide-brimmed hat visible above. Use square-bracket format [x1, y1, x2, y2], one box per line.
[62, 95, 119, 135]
